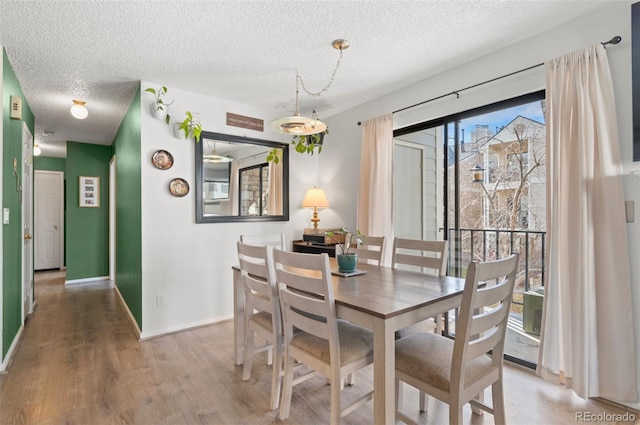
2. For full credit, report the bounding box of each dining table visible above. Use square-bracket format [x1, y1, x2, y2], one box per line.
[232, 258, 466, 425]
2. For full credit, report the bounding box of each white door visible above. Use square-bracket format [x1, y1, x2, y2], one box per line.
[34, 170, 63, 270]
[393, 129, 444, 242]
[393, 141, 425, 240]
[22, 123, 34, 319]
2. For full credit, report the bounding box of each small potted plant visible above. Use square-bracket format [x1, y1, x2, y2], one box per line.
[176, 111, 202, 141]
[326, 228, 363, 273]
[291, 128, 328, 156]
[144, 86, 173, 124]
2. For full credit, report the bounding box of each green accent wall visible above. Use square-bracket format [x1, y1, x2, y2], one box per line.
[113, 88, 142, 328]
[34, 156, 66, 172]
[2, 49, 34, 357]
[33, 156, 67, 267]
[65, 143, 110, 281]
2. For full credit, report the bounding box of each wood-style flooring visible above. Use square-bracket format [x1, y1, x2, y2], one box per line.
[0, 270, 637, 425]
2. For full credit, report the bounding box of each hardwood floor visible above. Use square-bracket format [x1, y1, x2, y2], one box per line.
[0, 270, 637, 425]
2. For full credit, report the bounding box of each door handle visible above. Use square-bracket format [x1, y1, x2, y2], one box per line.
[24, 234, 32, 240]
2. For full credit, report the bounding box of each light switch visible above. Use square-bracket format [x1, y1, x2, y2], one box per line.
[626, 201, 634, 223]
[3, 208, 9, 224]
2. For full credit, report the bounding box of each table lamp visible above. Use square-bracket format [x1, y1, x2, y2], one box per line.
[302, 186, 329, 230]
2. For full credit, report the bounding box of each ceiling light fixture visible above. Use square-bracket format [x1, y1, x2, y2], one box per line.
[70, 99, 88, 119]
[269, 39, 349, 136]
[33, 144, 42, 156]
[203, 141, 233, 163]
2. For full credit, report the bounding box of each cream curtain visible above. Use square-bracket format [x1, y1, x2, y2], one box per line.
[357, 113, 394, 266]
[228, 160, 239, 216]
[268, 159, 283, 215]
[537, 44, 637, 402]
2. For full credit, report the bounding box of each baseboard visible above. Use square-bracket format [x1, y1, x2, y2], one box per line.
[0, 324, 24, 373]
[65, 275, 110, 285]
[114, 285, 142, 340]
[140, 315, 232, 341]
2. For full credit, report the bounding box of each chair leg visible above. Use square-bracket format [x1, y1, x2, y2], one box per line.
[471, 389, 484, 416]
[269, 340, 283, 411]
[330, 370, 342, 425]
[395, 379, 402, 409]
[278, 353, 295, 420]
[347, 373, 356, 386]
[242, 329, 254, 381]
[492, 379, 506, 425]
[449, 402, 464, 425]
[419, 390, 428, 412]
[266, 346, 273, 365]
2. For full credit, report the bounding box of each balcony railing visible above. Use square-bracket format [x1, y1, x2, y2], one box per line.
[447, 227, 546, 307]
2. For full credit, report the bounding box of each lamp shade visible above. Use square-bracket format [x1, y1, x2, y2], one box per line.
[301, 187, 329, 208]
[269, 115, 327, 136]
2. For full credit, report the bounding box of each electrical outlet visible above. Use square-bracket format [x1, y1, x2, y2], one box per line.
[156, 294, 166, 307]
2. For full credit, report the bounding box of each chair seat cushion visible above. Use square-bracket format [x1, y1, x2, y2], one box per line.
[290, 320, 373, 365]
[395, 332, 492, 392]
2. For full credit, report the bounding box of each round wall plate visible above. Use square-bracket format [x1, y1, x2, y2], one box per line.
[169, 178, 189, 197]
[152, 149, 174, 170]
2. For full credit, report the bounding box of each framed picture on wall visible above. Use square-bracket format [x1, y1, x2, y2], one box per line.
[79, 176, 100, 207]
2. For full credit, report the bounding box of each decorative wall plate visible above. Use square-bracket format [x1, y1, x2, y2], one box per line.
[152, 150, 174, 170]
[169, 178, 189, 197]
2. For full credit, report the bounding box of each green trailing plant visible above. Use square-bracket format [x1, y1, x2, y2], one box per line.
[144, 86, 173, 124]
[326, 228, 364, 255]
[291, 128, 328, 155]
[266, 148, 281, 164]
[267, 128, 328, 163]
[178, 111, 202, 141]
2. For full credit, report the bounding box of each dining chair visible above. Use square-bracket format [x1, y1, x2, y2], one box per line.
[236, 241, 283, 411]
[351, 235, 386, 265]
[273, 249, 374, 425]
[394, 253, 519, 425]
[240, 233, 286, 250]
[392, 238, 449, 336]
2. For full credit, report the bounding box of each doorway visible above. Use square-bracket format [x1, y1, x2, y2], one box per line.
[34, 170, 64, 270]
[22, 123, 34, 320]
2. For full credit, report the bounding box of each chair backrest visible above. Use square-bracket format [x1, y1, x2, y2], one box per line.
[391, 237, 448, 275]
[237, 241, 280, 331]
[451, 253, 519, 392]
[240, 233, 286, 250]
[351, 235, 386, 265]
[273, 249, 339, 362]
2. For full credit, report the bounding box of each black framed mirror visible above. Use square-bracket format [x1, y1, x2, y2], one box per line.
[195, 131, 289, 223]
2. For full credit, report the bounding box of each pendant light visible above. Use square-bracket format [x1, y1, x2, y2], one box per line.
[33, 144, 42, 156]
[203, 140, 233, 163]
[269, 39, 349, 136]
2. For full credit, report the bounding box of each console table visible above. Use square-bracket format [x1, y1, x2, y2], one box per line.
[292, 240, 336, 257]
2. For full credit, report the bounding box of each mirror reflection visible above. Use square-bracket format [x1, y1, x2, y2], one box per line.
[195, 132, 289, 223]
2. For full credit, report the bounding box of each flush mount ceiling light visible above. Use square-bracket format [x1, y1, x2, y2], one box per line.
[33, 144, 42, 156]
[70, 99, 88, 119]
[269, 39, 349, 136]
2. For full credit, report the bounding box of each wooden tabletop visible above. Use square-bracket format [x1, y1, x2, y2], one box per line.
[330, 260, 465, 319]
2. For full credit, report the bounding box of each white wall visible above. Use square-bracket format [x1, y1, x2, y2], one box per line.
[140, 83, 321, 337]
[320, 1, 640, 409]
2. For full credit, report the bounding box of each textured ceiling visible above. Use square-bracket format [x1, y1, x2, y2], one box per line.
[0, 0, 615, 157]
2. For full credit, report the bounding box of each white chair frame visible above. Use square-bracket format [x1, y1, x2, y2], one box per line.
[237, 241, 283, 411]
[395, 253, 519, 425]
[274, 249, 374, 425]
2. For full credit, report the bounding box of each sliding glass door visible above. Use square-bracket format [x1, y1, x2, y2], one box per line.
[394, 91, 546, 368]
